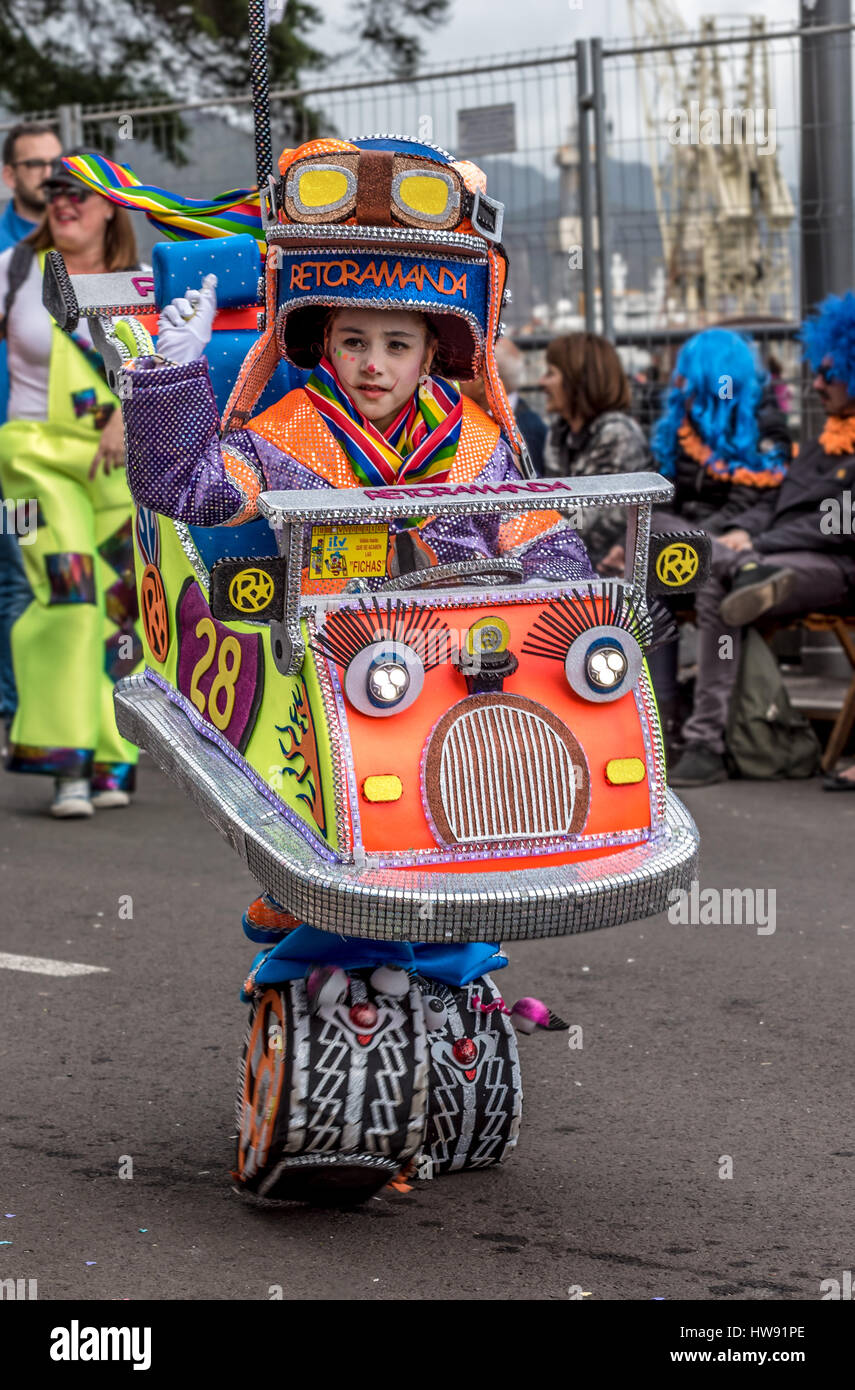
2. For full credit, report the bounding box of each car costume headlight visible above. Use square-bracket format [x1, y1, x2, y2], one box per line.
[564, 626, 642, 703]
[343, 640, 425, 717]
[521, 585, 673, 705]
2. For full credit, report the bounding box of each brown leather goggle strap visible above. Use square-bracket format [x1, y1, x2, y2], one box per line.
[355, 150, 393, 227]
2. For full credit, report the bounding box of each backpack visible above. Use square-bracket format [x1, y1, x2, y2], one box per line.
[0, 240, 35, 341]
[725, 626, 821, 779]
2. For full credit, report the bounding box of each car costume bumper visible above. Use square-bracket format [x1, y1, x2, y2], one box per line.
[116, 671, 698, 943]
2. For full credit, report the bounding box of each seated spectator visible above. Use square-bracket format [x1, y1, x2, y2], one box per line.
[459, 338, 547, 475]
[632, 356, 664, 438]
[540, 331, 651, 571]
[669, 294, 855, 787]
[651, 328, 791, 536]
[767, 352, 792, 418]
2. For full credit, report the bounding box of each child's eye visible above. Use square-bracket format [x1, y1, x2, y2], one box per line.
[342, 337, 364, 350]
[388, 341, 409, 352]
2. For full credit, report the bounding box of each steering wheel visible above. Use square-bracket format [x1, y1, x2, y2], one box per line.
[373, 557, 525, 593]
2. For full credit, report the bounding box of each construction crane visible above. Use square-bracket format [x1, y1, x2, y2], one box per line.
[627, 4, 795, 322]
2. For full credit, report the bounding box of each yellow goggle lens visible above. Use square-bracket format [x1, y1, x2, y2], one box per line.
[298, 168, 350, 209]
[398, 174, 450, 217]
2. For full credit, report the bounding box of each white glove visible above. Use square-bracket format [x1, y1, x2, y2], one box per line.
[155, 273, 218, 363]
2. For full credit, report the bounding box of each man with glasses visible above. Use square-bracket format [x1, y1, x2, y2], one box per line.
[670, 292, 855, 786]
[0, 123, 61, 743]
[1, 122, 62, 254]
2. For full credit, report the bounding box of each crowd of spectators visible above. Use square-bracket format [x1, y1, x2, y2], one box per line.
[0, 124, 853, 802]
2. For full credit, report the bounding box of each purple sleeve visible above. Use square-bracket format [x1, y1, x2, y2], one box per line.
[123, 357, 260, 525]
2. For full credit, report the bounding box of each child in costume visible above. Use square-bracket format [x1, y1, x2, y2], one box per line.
[122, 137, 592, 589]
[50, 132, 703, 1203]
[0, 156, 141, 817]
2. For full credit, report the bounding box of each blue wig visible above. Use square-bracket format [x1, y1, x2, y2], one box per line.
[651, 328, 767, 480]
[801, 292, 855, 397]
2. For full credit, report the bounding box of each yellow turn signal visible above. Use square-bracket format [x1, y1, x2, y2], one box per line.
[362, 775, 403, 803]
[605, 757, 646, 786]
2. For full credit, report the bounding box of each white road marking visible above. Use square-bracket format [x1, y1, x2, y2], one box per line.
[0, 951, 109, 977]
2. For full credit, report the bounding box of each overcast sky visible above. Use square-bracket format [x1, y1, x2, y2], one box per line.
[315, 0, 803, 67]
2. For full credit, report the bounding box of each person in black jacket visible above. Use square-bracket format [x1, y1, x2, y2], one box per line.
[670, 294, 855, 787]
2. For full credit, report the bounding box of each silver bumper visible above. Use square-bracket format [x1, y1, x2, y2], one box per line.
[116, 673, 698, 943]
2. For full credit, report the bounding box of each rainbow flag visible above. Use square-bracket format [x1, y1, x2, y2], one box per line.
[61, 153, 264, 252]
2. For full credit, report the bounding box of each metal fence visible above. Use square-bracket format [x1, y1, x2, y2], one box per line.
[4, 15, 855, 433]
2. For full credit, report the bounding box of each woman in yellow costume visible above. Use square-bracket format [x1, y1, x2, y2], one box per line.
[0, 157, 141, 817]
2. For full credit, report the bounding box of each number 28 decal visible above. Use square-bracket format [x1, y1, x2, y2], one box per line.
[176, 578, 263, 754]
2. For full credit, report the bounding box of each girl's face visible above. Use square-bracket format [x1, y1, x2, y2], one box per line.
[540, 360, 567, 417]
[326, 309, 435, 430]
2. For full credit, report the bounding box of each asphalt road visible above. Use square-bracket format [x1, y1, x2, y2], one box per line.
[1, 758, 853, 1302]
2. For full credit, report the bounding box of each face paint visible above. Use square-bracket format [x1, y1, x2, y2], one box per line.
[326, 309, 431, 428]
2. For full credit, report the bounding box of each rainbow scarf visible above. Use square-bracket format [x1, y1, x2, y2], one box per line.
[61, 154, 264, 252]
[304, 356, 462, 487]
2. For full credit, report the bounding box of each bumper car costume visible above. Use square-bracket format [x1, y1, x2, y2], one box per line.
[44, 113, 707, 1202]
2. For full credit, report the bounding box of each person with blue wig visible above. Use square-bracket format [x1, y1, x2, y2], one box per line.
[669, 297, 855, 787]
[651, 327, 791, 532]
[648, 328, 792, 753]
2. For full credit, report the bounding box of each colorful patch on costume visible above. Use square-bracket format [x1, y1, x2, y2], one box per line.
[273, 682, 327, 836]
[6, 744, 92, 779]
[71, 387, 98, 418]
[105, 575, 138, 629]
[140, 564, 170, 663]
[175, 577, 263, 755]
[45, 553, 96, 605]
[98, 518, 135, 583]
[134, 507, 161, 569]
[105, 628, 143, 683]
[92, 761, 136, 793]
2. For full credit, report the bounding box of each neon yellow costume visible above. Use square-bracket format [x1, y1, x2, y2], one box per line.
[0, 265, 141, 790]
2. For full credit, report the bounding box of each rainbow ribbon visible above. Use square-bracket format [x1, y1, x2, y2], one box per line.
[60, 153, 264, 252]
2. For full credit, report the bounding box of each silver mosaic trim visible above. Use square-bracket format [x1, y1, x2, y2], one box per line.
[266, 223, 487, 253]
[173, 520, 210, 588]
[638, 663, 668, 824]
[306, 611, 354, 859]
[114, 672, 698, 942]
[324, 650, 365, 867]
[260, 473, 672, 526]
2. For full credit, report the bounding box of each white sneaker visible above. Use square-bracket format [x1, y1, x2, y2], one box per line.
[91, 788, 131, 809]
[50, 778, 94, 819]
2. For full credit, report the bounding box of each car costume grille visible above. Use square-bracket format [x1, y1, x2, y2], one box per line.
[423, 694, 590, 845]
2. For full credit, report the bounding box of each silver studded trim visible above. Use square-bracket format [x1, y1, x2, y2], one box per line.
[306, 610, 356, 861]
[266, 223, 488, 254]
[173, 521, 210, 588]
